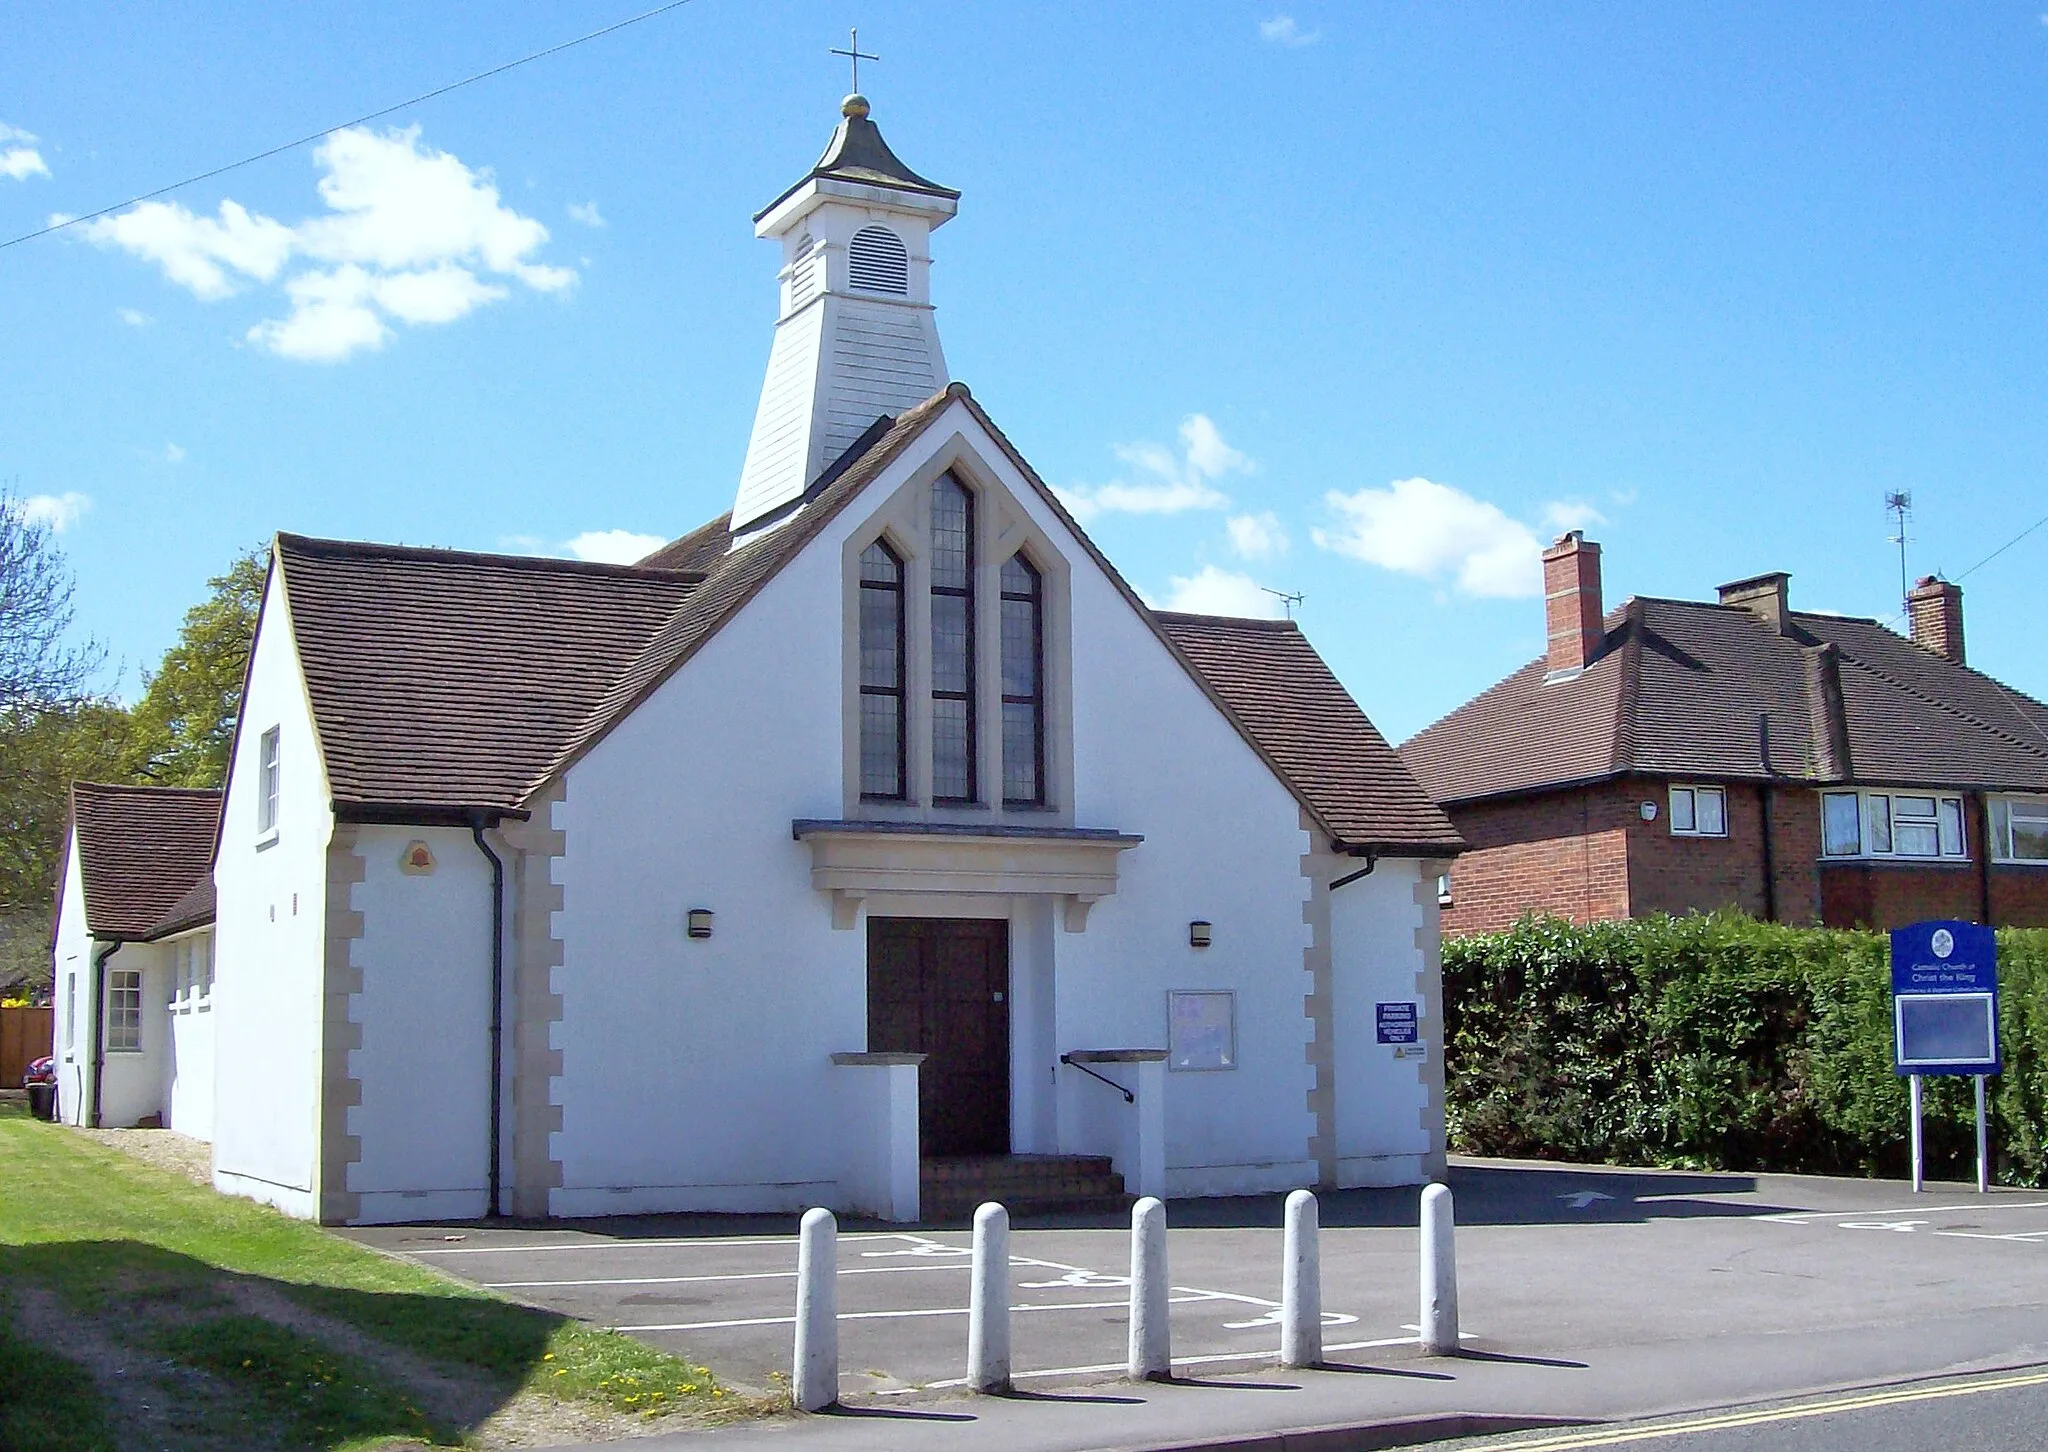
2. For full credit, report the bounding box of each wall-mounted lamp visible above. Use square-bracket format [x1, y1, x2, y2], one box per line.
[1189, 920, 1212, 949]
[686, 908, 714, 940]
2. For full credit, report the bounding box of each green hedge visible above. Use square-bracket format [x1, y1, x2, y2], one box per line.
[1443, 915, 2048, 1187]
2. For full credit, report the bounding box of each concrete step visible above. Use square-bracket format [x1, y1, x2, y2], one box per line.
[918, 1155, 1131, 1223]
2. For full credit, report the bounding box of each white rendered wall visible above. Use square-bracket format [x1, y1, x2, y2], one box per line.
[1329, 860, 1435, 1186]
[556, 521, 861, 1216]
[51, 832, 91, 1126]
[552, 399, 1428, 1211]
[90, 941, 168, 1129]
[346, 825, 493, 1223]
[210, 565, 333, 1220]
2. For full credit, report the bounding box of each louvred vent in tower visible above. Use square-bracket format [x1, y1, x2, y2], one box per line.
[848, 225, 909, 294]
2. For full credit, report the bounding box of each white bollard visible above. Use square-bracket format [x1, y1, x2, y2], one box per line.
[1419, 1182, 1459, 1356]
[968, 1201, 1012, 1392]
[1128, 1195, 1172, 1380]
[792, 1206, 838, 1411]
[1280, 1188, 1321, 1368]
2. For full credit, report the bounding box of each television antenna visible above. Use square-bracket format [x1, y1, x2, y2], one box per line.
[1261, 586, 1305, 620]
[1885, 491, 1913, 617]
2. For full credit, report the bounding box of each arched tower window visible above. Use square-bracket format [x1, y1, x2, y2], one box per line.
[858, 540, 906, 800]
[1000, 554, 1045, 806]
[930, 475, 976, 802]
[847, 225, 910, 295]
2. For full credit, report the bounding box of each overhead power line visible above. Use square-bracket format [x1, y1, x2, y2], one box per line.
[1, 0, 703, 253]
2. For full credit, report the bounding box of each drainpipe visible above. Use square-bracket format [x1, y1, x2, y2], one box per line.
[1758, 714, 1778, 924]
[88, 941, 121, 1129]
[1332, 849, 1377, 892]
[470, 818, 506, 1219]
[1976, 791, 1994, 926]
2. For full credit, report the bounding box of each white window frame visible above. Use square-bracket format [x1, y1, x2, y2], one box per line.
[257, 726, 281, 836]
[1822, 788, 1969, 862]
[1990, 795, 2048, 865]
[106, 968, 143, 1053]
[196, 935, 214, 1004]
[1668, 784, 1728, 838]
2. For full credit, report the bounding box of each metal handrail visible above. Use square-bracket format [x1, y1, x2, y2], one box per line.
[1059, 1052, 1135, 1103]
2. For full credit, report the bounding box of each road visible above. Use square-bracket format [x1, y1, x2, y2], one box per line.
[1455, 1369, 2048, 1451]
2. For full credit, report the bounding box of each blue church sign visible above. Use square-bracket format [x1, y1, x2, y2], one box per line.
[1889, 919, 1999, 1077]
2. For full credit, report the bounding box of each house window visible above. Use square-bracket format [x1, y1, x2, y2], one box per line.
[106, 968, 142, 1053]
[858, 540, 907, 799]
[1990, 796, 2048, 864]
[258, 726, 281, 834]
[1000, 553, 1045, 806]
[65, 974, 76, 1049]
[1823, 789, 1967, 860]
[930, 474, 977, 802]
[197, 935, 214, 1001]
[169, 945, 187, 1010]
[1669, 785, 1727, 837]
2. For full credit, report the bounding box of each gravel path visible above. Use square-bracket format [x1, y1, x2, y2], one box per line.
[74, 1125, 213, 1185]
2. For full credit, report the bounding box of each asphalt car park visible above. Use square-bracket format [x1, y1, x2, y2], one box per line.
[343, 1160, 2048, 1400]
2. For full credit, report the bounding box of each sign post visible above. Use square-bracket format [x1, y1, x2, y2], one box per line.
[1889, 920, 1999, 1195]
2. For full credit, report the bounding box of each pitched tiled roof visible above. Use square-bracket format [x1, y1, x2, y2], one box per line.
[1399, 596, 2048, 804]
[268, 383, 1460, 853]
[1155, 614, 1463, 854]
[68, 783, 221, 940]
[276, 536, 704, 813]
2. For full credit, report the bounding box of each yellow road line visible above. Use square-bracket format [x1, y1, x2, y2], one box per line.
[1466, 1367, 2048, 1450]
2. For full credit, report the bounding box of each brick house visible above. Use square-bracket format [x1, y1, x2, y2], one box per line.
[1399, 532, 2048, 935]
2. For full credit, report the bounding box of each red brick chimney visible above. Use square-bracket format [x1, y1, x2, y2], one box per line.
[1908, 575, 1964, 664]
[1543, 531, 1604, 676]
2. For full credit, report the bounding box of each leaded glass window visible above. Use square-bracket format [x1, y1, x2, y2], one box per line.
[930, 475, 977, 801]
[1000, 553, 1044, 805]
[858, 540, 906, 799]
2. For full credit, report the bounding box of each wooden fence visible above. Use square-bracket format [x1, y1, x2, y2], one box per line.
[1, 1006, 54, 1087]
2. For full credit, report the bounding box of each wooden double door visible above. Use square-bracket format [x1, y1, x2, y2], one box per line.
[866, 917, 1010, 1157]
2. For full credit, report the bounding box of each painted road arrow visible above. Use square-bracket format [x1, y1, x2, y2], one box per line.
[1558, 1190, 1617, 1210]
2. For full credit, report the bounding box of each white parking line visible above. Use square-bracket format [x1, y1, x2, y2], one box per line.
[404, 1231, 933, 1255]
[1759, 1200, 2048, 1224]
[615, 1290, 1234, 1334]
[485, 1262, 970, 1290]
[1935, 1229, 2048, 1244]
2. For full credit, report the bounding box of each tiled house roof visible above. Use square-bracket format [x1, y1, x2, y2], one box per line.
[1399, 596, 2048, 805]
[66, 783, 222, 940]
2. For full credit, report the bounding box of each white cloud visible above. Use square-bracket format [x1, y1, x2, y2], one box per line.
[565, 529, 666, 565]
[1313, 477, 1603, 599]
[0, 122, 49, 181]
[1057, 413, 1252, 522]
[1227, 511, 1289, 559]
[1259, 15, 1320, 46]
[161, 442, 186, 464]
[1154, 564, 1285, 619]
[14, 492, 90, 533]
[117, 307, 153, 327]
[76, 125, 573, 361]
[566, 200, 605, 228]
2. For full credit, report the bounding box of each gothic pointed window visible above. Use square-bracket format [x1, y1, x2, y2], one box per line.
[930, 475, 977, 802]
[1001, 553, 1045, 806]
[859, 540, 906, 799]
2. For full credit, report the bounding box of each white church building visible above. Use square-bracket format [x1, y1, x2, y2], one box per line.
[52, 95, 1464, 1226]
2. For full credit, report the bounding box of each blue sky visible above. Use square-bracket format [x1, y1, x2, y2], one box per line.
[5, 2, 2046, 742]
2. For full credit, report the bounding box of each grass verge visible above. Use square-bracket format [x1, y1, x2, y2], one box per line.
[0, 1102, 744, 1447]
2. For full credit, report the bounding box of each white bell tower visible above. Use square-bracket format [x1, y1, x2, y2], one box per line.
[731, 94, 959, 533]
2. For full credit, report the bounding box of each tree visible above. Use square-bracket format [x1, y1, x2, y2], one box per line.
[0, 490, 101, 711]
[127, 550, 266, 787]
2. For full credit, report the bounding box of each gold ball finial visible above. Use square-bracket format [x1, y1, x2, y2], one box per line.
[841, 93, 870, 119]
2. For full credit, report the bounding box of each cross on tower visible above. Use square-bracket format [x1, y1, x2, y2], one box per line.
[829, 27, 879, 93]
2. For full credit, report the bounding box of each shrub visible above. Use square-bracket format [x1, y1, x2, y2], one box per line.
[1443, 914, 2048, 1187]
